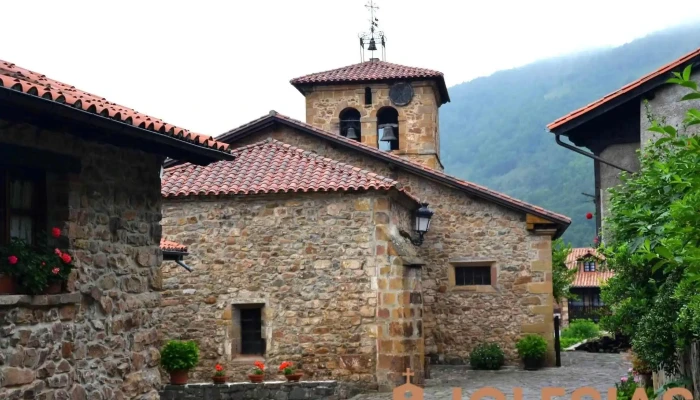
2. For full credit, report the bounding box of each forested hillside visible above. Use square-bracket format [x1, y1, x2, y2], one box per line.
[440, 24, 700, 245]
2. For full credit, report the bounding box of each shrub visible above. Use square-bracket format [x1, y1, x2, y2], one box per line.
[516, 334, 547, 361]
[160, 340, 199, 372]
[469, 343, 505, 370]
[559, 337, 582, 349]
[561, 319, 600, 340]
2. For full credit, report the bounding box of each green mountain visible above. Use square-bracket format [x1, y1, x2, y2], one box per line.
[440, 24, 700, 246]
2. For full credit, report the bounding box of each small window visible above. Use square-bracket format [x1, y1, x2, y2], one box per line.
[0, 169, 46, 244]
[454, 266, 491, 286]
[364, 87, 372, 105]
[240, 307, 264, 355]
[583, 261, 596, 272]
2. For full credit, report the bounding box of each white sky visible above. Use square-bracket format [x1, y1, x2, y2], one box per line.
[2, 0, 699, 137]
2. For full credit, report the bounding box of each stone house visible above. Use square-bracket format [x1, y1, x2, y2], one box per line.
[547, 47, 700, 235]
[0, 60, 231, 399]
[160, 59, 571, 390]
[559, 248, 612, 326]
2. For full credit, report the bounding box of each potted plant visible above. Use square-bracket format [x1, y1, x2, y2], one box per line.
[516, 334, 548, 370]
[160, 340, 199, 385]
[469, 343, 505, 370]
[279, 361, 303, 382]
[212, 363, 227, 384]
[248, 361, 265, 383]
[0, 227, 74, 295]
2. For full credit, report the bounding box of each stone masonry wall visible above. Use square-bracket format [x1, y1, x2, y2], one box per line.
[0, 120, 165, 399]
[229, 127, 556, 366]
[303, 81, 442, 170]
[161, 191, 415, 390]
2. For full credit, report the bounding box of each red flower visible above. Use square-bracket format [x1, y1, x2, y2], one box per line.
[52, 267, 60, 275]
[215, 364, 223, 372]
[51, 227, 61, 238]
[254, 361, 265, 371]
[42, 262, 46, 266]
[7, 256, 18, 265]
[279, 361, 292, 371]
[586, 212, 593, 220]
[60, 253, 72, 264]
[54, 248, 62, 256]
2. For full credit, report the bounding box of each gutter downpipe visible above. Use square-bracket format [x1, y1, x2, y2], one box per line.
[555, 134, 634, 173]
[175, 260, 193, 273]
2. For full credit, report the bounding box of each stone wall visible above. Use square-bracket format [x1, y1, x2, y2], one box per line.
[160, 381, 353, 400]
[303, 81, 442, 170]
[160, 191, 416, 389]
[0, 121, 164, 399]
[224, 126, 557, 366]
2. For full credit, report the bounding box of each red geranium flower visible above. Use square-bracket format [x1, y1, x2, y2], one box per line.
[52, 267, 60, 275]
[54, 248, 62, 256]
[61, 253, 72, 264]
[51, 227, 61, 238]
[7, 255, 18, 265]
[215, 364, 223, 372]
[254, 361, 265, 371]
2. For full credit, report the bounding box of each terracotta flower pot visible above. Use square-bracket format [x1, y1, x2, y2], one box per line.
[212, 375, 227, 384]
[285, 373, 303, 382]
[169, 370, 190, 385]
[43, 281, 63, 295]
[248, 374, 264, 383]
[0, 275, 17, 295]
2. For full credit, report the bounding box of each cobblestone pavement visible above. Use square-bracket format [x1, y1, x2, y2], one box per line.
[351, 352, 630, 400]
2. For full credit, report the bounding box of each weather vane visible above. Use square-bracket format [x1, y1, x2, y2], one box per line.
[359, 0, 387, 62]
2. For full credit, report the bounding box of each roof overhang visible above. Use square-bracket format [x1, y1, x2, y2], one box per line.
[0, 87, 234, 166]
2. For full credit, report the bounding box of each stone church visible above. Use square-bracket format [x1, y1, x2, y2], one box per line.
[159, 41, 570, 390]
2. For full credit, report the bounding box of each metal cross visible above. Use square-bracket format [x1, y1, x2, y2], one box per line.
[403, 368, 414, 384]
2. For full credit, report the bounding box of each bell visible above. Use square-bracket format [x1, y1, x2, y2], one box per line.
[367, 38, 378, 51]
[380, 125, 397, 142]
[346, 127, 359, 140]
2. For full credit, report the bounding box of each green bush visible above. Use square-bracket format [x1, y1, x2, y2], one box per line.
[160, 340, 199, 372]
[516, 334, 547, 361]
[469, 343, 505, 370]
[561, 319, 600, 340]
[559, 337, 582, 349]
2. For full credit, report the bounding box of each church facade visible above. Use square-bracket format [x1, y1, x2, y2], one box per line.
[159, 59, 570, 391]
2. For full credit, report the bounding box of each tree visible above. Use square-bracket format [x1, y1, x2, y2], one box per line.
[552, 239, 577, 304]
[600, 65, 700, 374]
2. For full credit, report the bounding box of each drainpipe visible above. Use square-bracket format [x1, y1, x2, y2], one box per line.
[555, 134, 633, 173]
[175, 260, 193, 273]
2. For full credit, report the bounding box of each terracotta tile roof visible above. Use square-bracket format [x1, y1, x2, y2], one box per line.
[290, 60, 450, 104]
[210, 111, 570, 236]
[548, 47, 700, 132]
[160, 239, 187, 253]
[0, 59, 231, 154]
[566, 247, 613, 288]
[162, 138, 419, 203]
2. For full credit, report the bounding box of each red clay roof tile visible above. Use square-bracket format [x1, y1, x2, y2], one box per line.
[290, 60, 450, 104]
[548, 47, 700, 132]
[213, 111, 571, 230]
[566, 247, 613, 288]
[160, 239, 187, 253]
[0, 60, 231, 153]
[162, 138, 419, 203]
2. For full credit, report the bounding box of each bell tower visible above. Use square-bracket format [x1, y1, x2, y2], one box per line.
[289, 0, 450, 171]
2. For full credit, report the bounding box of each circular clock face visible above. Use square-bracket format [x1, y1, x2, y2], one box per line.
[389, 82, 414, 106]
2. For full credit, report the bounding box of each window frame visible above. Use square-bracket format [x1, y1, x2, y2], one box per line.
[0, 167, 47, 245]
[448, 261, 498, 292]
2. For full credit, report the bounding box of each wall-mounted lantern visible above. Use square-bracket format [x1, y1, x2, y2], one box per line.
[411, 203, 434, 246]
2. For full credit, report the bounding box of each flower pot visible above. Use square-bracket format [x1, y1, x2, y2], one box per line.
[212, 375, 227, 384]
[522, 356, 544, 371]
[169, 370, 190, 385]
[248, 374, 264, 383]
[0, 275, 17, 294]
[43, 281, 63, 295]
[285, 373, 303, 382]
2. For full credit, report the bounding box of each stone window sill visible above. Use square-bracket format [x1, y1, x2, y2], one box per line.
[0, 293, 82, 308]
[230, 355, 265, 365]
[450, 285, 498, 293]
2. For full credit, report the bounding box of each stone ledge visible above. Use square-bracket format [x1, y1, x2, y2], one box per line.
[160, 380, 352, 400]
[0, 293, 82, 308]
